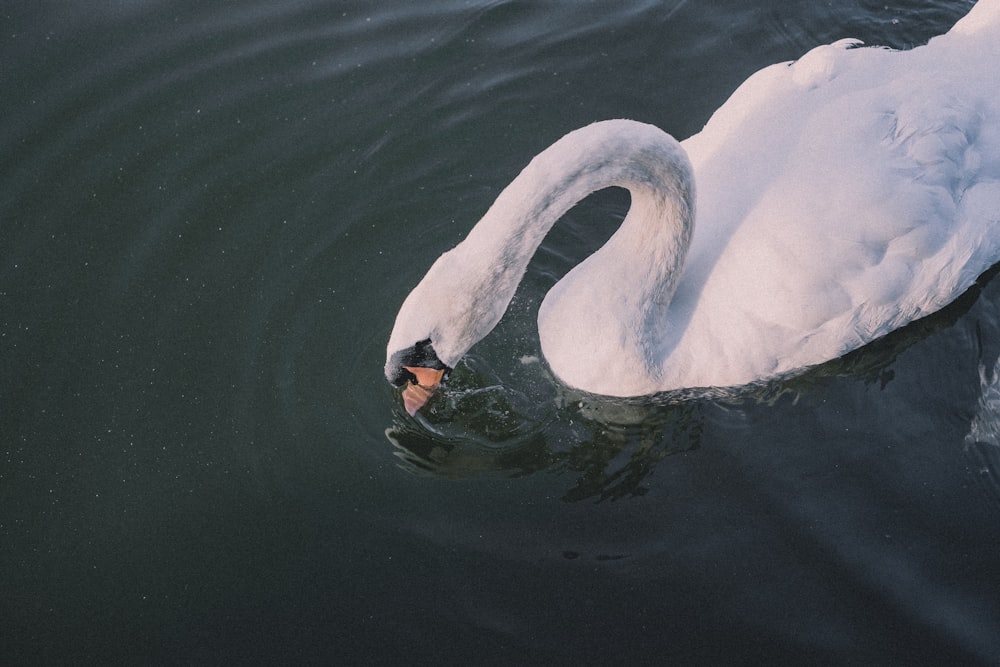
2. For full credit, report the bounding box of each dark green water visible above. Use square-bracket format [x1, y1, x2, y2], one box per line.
[4, 0, 1000, 663]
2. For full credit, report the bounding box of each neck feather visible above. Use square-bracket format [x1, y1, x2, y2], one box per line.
[399, 120, 695, 382]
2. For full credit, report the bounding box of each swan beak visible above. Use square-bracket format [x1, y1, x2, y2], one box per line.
[401, 366, 446, 416]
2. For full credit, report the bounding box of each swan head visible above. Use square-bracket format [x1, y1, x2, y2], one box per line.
[385, 246, 508, 414]
[385, 338, 450, 416]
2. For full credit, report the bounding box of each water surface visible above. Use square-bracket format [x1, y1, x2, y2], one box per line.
[3, 0, 999, 663]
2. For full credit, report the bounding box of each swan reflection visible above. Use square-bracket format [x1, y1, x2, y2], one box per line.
[966, 354, 1000, 506]
[385, 379, 705, 502]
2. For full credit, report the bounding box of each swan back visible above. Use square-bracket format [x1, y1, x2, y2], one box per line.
[660, 9, 1000, 389]
[951, 0, 1000, 36]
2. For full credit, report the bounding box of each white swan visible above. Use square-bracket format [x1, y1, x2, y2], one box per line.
[386, 0, 1000, 414]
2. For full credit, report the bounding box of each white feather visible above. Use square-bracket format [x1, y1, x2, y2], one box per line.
[387, 0, 1000, 397]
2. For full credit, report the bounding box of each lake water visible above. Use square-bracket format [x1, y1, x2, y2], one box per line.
[4, 0, 1000, 663]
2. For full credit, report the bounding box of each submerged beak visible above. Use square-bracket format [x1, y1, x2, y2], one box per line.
[401, 366, 446, 416]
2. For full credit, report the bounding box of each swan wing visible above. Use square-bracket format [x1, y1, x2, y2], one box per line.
[665, 32, 1000, 388]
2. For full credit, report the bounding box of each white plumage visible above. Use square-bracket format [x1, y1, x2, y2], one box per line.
[386, 0, 1000, 399]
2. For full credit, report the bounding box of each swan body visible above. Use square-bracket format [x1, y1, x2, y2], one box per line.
[386, 1, 1000, 401]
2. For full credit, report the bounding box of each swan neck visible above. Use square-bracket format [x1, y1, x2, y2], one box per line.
[464, 120, 695, 300]
[398, 120, 695, 374]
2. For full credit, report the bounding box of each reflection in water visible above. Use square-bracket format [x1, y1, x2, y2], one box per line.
[965, 355, 1000, 506]
[385, 357, 706, 502]
[968, 357, 1000, 447]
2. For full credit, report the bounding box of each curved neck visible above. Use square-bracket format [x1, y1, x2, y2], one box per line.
[389, 120, 696, 378]
[461, 121, 694, 294]
[452, 120, 695, 373]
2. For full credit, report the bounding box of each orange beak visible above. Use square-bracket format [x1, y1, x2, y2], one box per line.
[401, 366, 446, 416]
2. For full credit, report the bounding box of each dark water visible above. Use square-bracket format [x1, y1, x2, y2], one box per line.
[4, 0, 1000, 664]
